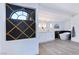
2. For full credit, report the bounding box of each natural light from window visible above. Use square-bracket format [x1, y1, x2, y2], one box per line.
[11, 11, 28, 20]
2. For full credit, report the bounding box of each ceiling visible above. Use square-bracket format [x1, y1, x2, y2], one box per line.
[40, 3, 79, 16]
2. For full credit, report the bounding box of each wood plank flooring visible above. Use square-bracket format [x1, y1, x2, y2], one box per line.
[39, 39, 79, 55]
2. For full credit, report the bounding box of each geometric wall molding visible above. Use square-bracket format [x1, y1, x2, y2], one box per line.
[6, 3, 36, 41]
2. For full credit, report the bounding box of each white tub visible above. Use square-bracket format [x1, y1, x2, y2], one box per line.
[60, 32, 70, 40]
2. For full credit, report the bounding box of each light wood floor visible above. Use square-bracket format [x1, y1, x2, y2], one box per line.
[39, 39, 79, 55]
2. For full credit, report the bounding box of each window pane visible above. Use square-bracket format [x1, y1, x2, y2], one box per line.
[11, 13, 18, 19]
[15, 11, 22, 15]
[18, 15, 26, 20]
[23, 11, 28, 16]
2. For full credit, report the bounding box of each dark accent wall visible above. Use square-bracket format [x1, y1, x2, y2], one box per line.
[6, 3, 36, 41]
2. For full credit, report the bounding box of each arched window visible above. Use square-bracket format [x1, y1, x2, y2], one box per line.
[11, 10, 29, 20]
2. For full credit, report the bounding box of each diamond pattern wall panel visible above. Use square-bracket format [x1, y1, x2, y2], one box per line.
[6, 3, 36, 41]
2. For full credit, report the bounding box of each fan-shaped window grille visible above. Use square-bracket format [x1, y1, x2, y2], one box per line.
[11, 11, 28, 20]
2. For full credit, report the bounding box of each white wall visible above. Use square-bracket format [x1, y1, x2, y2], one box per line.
[70, 15, 79, 43]
[0, 3, 39, 55]
[38, 5, 70, 43]
[63, 14, 79, 43]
